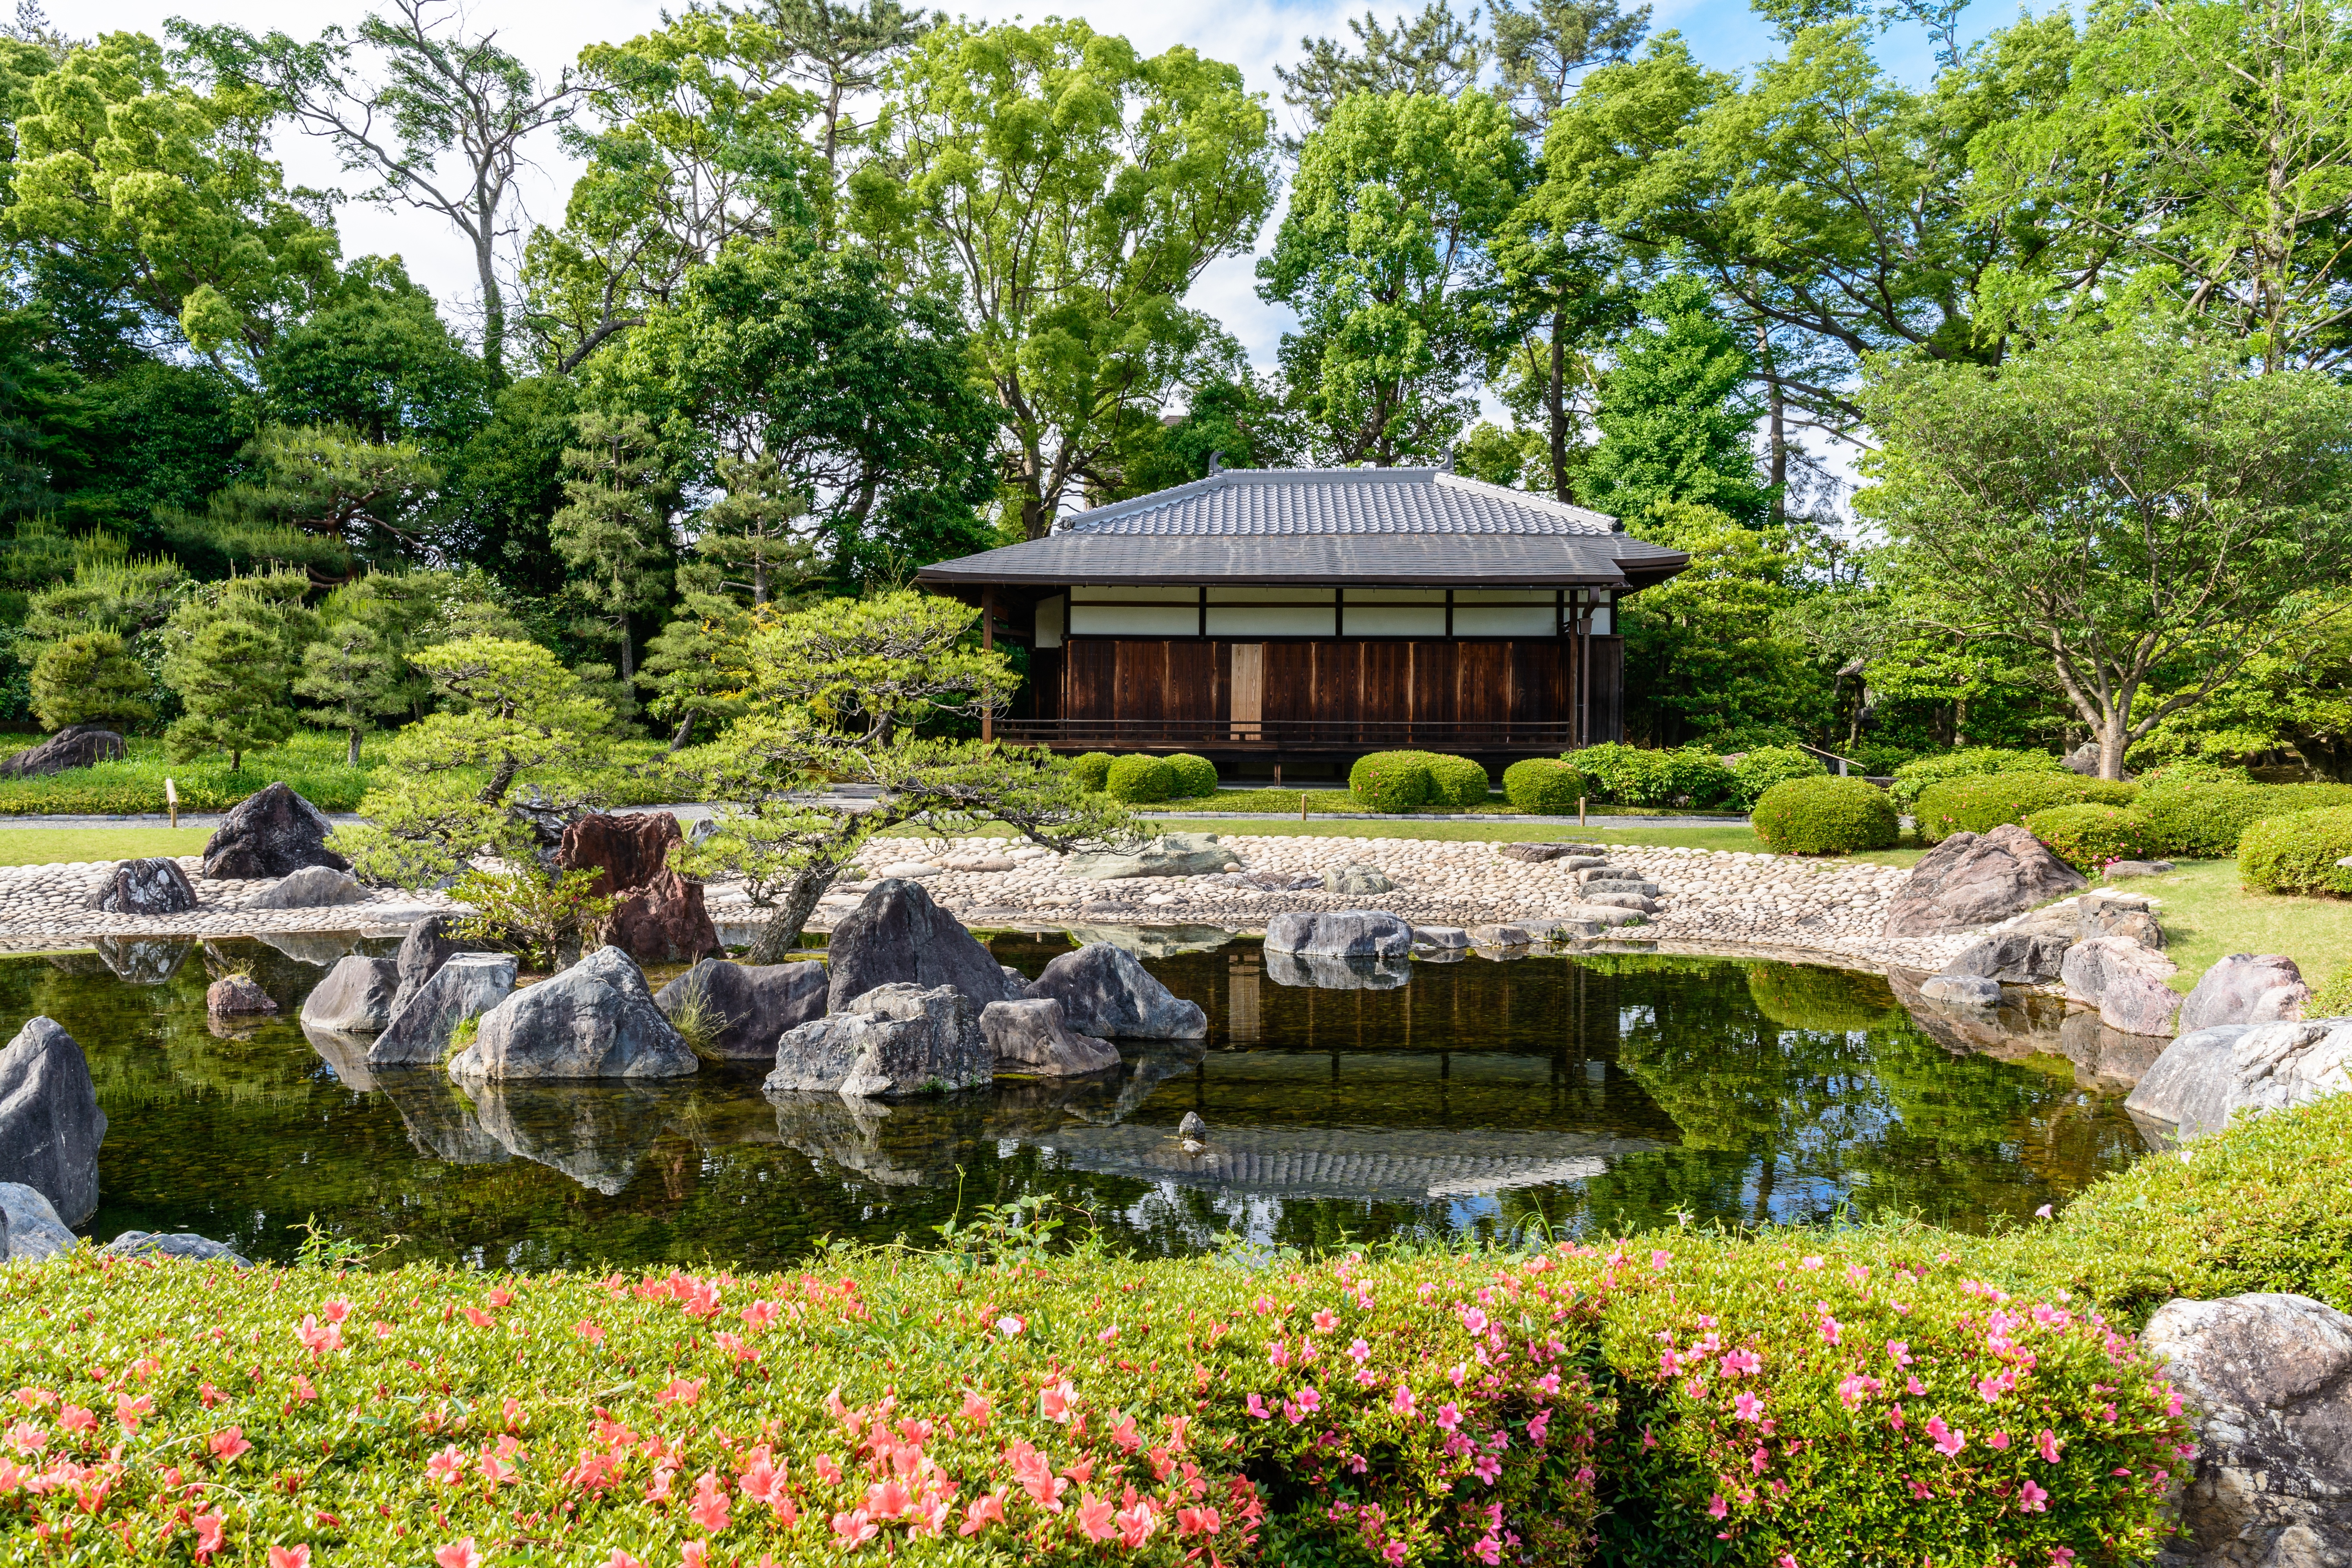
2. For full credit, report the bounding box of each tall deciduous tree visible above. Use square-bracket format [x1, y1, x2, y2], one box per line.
[850, 19, 1276, 538]
[1860, 330, 2352, 778]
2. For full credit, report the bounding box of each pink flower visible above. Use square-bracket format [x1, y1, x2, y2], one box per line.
[1818, 1316, 1842, 1347]
[1651, 1250, 1673, 1271]
[434, 1540, 483, 1568]
[1472, 1534, 1504, 1566]
[426, 1445, 466, 1485]
[1927, 1417, 1966, 1457]
[1076, 1493, 1118, 1543]
[960, 1490, 1007, 1537]
[1391, 1386, 1416, 1419]
[2034, 1204, 2054, 1218]
[1245, 1393, 1270, 1419]
[1435, 1402, 1462, 1431]
[996, 1315, 1024, 1337]
[1988, 1430, 2011, 1450]
[1720, 1349, 1762, 1377]
[656, 1379, 703, 1407]
[1348, 1338, 1372, 1363]
[191, 1513, 227, 1561]
[2019, 1478, 2048, 1512]
[1732, 1392, 1763, 1423]
[574, 1321, 605, 1344]
[831, 1509, 878, 1549]
[2037, 1428, 2064, 1464]
[1294, 1386, 1322, 1415]
[269, 1549, 311, 1568]
[1116, 1499, 1160, 1547]
[1707, 1494, 1728, 1520]
[208, 1426, 252, 1463]
[1312, 1309, 1338, 1332]
[2051, 1550, 2076, 1566]
[1799, 1256, 1824, 1271]
[604, 1552, 643, 1568]
[1886, 1341, 1913, 1367]
[1041, 1380, 1076, 1423]
[1461, 1307, 1488, 1334]
[296, 1316, 343, 1356]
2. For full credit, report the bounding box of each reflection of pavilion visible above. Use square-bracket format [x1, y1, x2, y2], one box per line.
[1028, 1124, 1660, 1200]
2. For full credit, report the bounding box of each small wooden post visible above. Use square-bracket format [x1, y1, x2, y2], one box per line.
[1300, 792, 1308, 822]
[1577, 795, 1586, 828]
[165, 777, 178, 830]
[979, 586, 995, 743]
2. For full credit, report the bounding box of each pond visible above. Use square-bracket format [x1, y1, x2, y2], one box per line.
[5, 932, 2152, 1270]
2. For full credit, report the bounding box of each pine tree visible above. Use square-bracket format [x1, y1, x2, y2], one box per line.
[161, 573, 316, 771]
[694, 453, 815, 606]
[295, 573, 444, 760]
[29, 632, 153, 731]
[639, 562, 755, 750]
[550, 412, 673, 684]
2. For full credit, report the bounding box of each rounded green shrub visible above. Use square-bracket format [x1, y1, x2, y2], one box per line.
[1574, 742, 1675, 806]
[1503, 757, 1590, 813]
[1163, 752, 1219, 798]
[1348, 750, 1434, 811]
[2239, 805, 2352, 895]
[1661, 746, 1736, 809]
[1727, 744, 1827, 809]
[1069, 751, 1116, 792]
[1912, 773, 2139, 842]
[1102, 753, 1176, 804]
[2022, 802, 2157, 872]
[2135, 779, 2352, 859]
[1888, 746, 2066, 811]
[1748, 775, 1898, 854]
[1419, 752, 1491, 809]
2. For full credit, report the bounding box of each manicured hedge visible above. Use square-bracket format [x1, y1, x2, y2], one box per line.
[2134, 779, 2352, 859]
[1069, 752, 1117, 792]
[1421, 753, 1491, 809]
[1502, 757, 1589, 814]
[1887, 747, 2066, 811]
[2237, 804, 2352, 895]
[1103, 754, 1177, 804]
[1726, 744, 1827, 809]
[1163, 753, 1220, 798]
[2022, 802, 2156, 872]
[1749, 775, 1898, 854]
[1912, 774, 2140, 843]
[1572, 744, 1736, 809]
[1347, 751, 1489, 812]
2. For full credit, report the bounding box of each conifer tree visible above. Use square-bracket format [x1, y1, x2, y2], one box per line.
[160, 573, 317, 771]
[1579, 276, 1765, 525]
[29, 632, 153, 731]
[550, 411, 673, 683]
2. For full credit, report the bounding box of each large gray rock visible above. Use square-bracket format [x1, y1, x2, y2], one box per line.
[1920, 974, 2002, 1008]
[767, 984, 992, 1100]
[85, 857, 197, 915]
[0, 724, 126, 779]
[201, 782, 348, 880]
[2062, 934, 2181, 1031]
[102, 1231, 250, 1266]
[1579, 878, 1659, 898]
[1264, 909, 1413, 960]
[0, 1017, 105, 1227]
[654, 959, 827, 1060]
[2180, 955, 2310, 1035]
[448, 946, 695, 1081]
[299, 956, 401, 1033]
[1062, 833, 1241, 880]
[370, 953, 517, 1066]
[2144, 1293, 2352, 1568]
[2080, 894, 2166, 950]
[1322, 863, 1395, 895]
[1023, 943, 1207, 1039]
[390, 915, 468, 1021]
[1497, 842, 1606, 864]
[0, 1182, 74, 1262]
[982, 998, 1119, 1076]
[1944, 927, 2076, 984]
[1883, 825, 2087, 937]
[251, 866, 368, 909]
[2128, 1018, 2352, 1140]
[825, 879, 1023, 1013]
[1578, 891, 1659, 914]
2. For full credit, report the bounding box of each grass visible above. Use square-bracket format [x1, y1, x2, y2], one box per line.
[2128, 857, 2352, 994]
[0, 826, 212, 865]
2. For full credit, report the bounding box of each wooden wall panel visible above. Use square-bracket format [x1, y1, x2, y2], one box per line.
[1510, 641, 1568, 723]
[1454, 642, 1509, 725]
[1264, 642, 1318, 722]
[1066, 641, 1115, 719]
[1114, 641, 1166, 718]
[1358, 642, 1413, 724]
[1165, 641, 1219, 719]
[1588, 636, 1624, 742]
[1410, 643, 1455, 726]
[1028, 650, 1062, 720]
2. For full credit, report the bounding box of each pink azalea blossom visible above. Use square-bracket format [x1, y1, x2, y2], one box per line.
[996, 1315, 1025, 1337]
[1927, 1417, 1966, 1457]
[434, 1540, 483, 1568]
[603, 1553, 642, 1568]
[1732, 1392, 1763, 1423]
[1312, 1310, 1338, 1332]
[1707, 1494, 1728, 1519]
[268, 1549, 310, 1568]
[1391, 1386, 1416, 1419]
[2019, 1479, 2048, 1512]
[2037, 1429, 2064, 1464]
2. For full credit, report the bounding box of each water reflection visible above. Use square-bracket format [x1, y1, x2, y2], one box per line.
[0, 934, 2150, 1269]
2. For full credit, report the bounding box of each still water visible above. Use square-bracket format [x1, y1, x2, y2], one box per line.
[5, 931, 2150, 1270]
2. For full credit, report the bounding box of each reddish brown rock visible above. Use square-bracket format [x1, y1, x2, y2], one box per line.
[605, 869, 721, 966]
[557, 812, 682, 900]
[205, 975, 279, 1017]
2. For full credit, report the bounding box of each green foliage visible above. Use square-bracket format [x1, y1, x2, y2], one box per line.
[1887, 747, 2066, 811]
[1348, 751, 1488, 812]
[2022, 803, 2156, 873]
[1726, 744, 1826, 809]
[1422, 753, 1492, 809]
[2238, 806, 2352, 897]
[159, 572, 318, 771]
[1913, 774, 2139, 844]
[29, 631, 152, 731]
[636, 571, 754, 747]
[551, 410, 675, 678]
[1503, 757, 1590, 813]
[259, 260, 489, 447]
[1749, 775, 1898, 854]
[1069, 752, 1116, 792]
[436, 377, 577, 597]
[2133, 779, 2352, 860]
[449, 864, 618, 971]
[1744, 964, 1902, 1033]
[0, 732, 379, 815]
[1164, 753, 1220, 798]
[165, 422, 444, 581]
[1579, 275, 1766, 523]
[1103, 753, 1178, 804]
[293, 573, 446, 764]
[2310, 969, 2352, 1019]
[1570, 742, 1673, 806]
[746, 590, 1011, 742]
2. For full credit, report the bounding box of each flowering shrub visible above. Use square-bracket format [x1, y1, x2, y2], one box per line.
[2020, 804, 2156, 873]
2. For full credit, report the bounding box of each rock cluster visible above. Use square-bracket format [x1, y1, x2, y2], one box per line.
[372, 953, 518, 1065]
[0, 724, 126, 778]
[767, 983, 992, 1100]
[558, 811, 721, 965]
[450, 946, 695, 1081]
[653, 958, 827, 1060]
[825, 878, 1025, 1012]
[86, 858, 198, 915]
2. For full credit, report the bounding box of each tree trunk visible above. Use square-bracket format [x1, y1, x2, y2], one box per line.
[1760, 323, 1785, 523]
[479, 755, 520, 805]
[475, 211, 506, 387]
[347, 727, 363, 767]
[748, 868, 833, 964]
[667, 713, 695, 752]
[753, 557, 769, 606]
[1953, 696, 1968, 748]
[618, 614, 635, 681]
[1547, 312, 1571, 504]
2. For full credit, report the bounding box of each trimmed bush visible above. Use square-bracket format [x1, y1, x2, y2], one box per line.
[1661, 746, 1736, 809]
[2022, 803, 2156, 872]
[1749, 775, 1898, 854]
[1573, 742, 1675, 806]
[1727, 744, 1827, 809]
[1420, 752, 1491, 809]
[1503, 757, 1590, 813]
[1888, 746, 2066, 811]
[2238, 804, 2352, 895]
[1164, 753, 1220, 798]
[1913, 773, 2140, 843]
[1348, 750, 1435, 811]
[1069, 751, 1116, 792]
[2135, 779, 2352, 859]
[1102, 753, 1177, 804]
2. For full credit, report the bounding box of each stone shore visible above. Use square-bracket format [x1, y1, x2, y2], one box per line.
[0, 856, 456, 950]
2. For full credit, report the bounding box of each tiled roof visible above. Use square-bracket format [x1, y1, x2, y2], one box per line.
[1053, 467, 1620, 537]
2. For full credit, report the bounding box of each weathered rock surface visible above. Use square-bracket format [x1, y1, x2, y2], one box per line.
[825, 878, 1023, 1013]
[1264, 909, 1413, 960]
[1944, 927, 2076, 984]
[85, 857, 198, 915]
[390, 915, 467, 1020]
[1883, 825, 2087, 937]
[767, 983, 992, 1100]
[982, 997, 1119, 1076]
[1578, 891, 1659, 914]
[557, 811, 681, 897]
[605, 868, 722, 966]
[1920, 974, 2002, 1008]
[102, 1231, 250, 1265]
[1579, 878, 1659, 898]
[2063, 936, 2183, 1036]
[2056, 1009, 2169, 1089]
[2, 724, 126, 778]
[449, 946, 695, 1081]
[2180, 955, 2310, 1035]
[654, 958, 827, 1059]
[1023, 943, 1208, 1039]
[0, 1018, 104, 1227]
[1063, 832, 1241, 880]
[250, 866, 369, 909]
[370, 953, 517, 1066]
[1322, 863, 1395, 895]
[299, 955, 401, 1033]
[1470, 922, 1539, 947]
[2144, 1292, 2352, 1568]
[201, 782, 348, 880]
[1561, 903, 1648, 928]
[2103, 860, 2174, 880]
[0, 1181, 73, 1261]
[1413, 925, 1471, 949]
[205, 975, 278, 1017]
[2128, 1018, 2352, 1140]
[1497, 842, 1605, 863]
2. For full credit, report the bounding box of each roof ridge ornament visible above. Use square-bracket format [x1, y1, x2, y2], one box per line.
[1207, 450, 1224, 474]
[1439, 447, 1455, 474]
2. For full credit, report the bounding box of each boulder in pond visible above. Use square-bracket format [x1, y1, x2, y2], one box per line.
[1062, 833, 1241, 880]
[0, 1017, 105, 1227]
[0, 1182, 74, 1262]
[2142, 1292, 2352, 1566]
[1265, 951, 1413, 989]
[767, 983, 991, 1100]
[0, 724, 126, 779]
[1882, 825, 2086, 937]
[556, 811, 681, 897]
[2127, 1018, 2352, 1140]
[1942, 927, 2075, 984]
[982, 998, 1119, 1077]
[654, 958, 827, 1059]
[448, 946, 695, 1082]
[390, 915, 467, 1020]
[2061, 934, 2180, 1018]
[370, 953, 517, 1065]
[201, 782, 347, 880]
[250, 866, 368, 909]
[205, 974, 277, 1017]
[1263, 909, 1412, 960]
[1023, 943, 1207, 1039]
[102, 1231, 250, 1265]
[825, 878, 1022, 1013]
[84, 857, 197, 915]
[604, 868, 721, 966]
[2178, 954, 2310, 1034]
[299, 955, 401, 1033]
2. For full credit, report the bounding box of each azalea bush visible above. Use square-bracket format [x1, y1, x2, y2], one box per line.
[1912, 775, 2140, 844]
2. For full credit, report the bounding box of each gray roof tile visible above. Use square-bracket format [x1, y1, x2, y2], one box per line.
[1053, 467, 1620, 537]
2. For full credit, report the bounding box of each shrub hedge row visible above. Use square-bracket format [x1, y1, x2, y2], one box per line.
[1348, 752, 1492, 812]
[2238, 805, 2352, 895]
[1071, 754, 1221, 804]
[1913, 774, 2140, 843]
[1502, 757, 1589, 813]
[1887, 748, 2066, 811]
[2020, 803, 2156, 872]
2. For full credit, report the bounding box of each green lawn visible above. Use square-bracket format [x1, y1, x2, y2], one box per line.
[2130, 858, 2352, 994]
[1149, 815, 1779, 852]
[0, 827, 213, 866]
